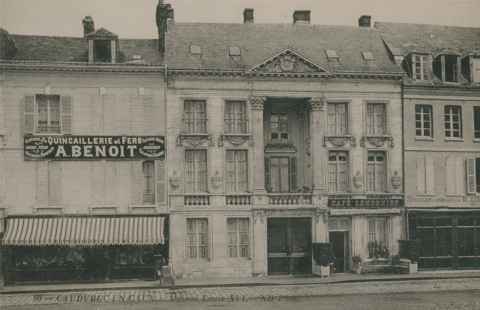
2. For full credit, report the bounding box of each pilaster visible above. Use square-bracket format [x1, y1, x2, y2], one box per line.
[250, 96, 266, 195]
[309, 97, 328, 196]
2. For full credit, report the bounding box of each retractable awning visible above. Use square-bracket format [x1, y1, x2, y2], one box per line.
[2, 216, 165, 246]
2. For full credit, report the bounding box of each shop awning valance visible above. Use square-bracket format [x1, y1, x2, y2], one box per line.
[2, 216, 165, 246]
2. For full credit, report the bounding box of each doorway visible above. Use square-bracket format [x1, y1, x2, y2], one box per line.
[267, 218, 312, 275]
[329, 231, 349, 273]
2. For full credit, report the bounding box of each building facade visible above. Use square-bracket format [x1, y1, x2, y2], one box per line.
[378, 22, 480, 270]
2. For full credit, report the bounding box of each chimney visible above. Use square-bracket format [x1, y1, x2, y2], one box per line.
[243, 8, 254, 24]
[293, 10, 310, 24]
[82, 16, 95, 37]
[156, 1, 174, 54]
[358, 15, 371, 27]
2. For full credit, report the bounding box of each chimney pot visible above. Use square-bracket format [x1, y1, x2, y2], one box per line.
[243, 8, 254, 24]
[358, 15, 371, 27]
[82, 16, 95, 37]
[293, 10, 311, 24]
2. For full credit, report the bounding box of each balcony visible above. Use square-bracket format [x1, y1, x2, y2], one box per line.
[184, 194, 210, 206]
[268, 193, 313, 205]
[328, 193, 404, 208]
[226, 194, 252, 206]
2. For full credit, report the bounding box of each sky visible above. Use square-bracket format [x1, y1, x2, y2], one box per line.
[1, 0, 479, 38]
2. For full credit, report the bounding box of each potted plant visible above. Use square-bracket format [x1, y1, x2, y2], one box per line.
[352, 255, 363, 274]
[399, 240, 420, 273]
[312, 242, 334, 277]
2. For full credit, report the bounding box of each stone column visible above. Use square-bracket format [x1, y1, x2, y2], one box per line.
[309, 97, 328, 195]
[252, 210, 267, 276]
[388, 215, 402, 255]
[250, 97, 267, 203]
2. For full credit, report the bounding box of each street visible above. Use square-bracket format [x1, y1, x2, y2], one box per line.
[5, 290, 480, 310]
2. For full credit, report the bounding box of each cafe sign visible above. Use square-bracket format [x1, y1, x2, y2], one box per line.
[24, 135, 165, 160]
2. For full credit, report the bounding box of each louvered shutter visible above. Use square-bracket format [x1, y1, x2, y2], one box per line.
[425, 157, 435, 194]
[466, 158, 477, 194]
[289, 157, 297, 192]
[155, 160, 166, 204]
[36, 162, 48, 205]
[264, 157, 271, 192]
[416, 157, 426, 194]
[131, 161, 144, 204]
[24, 95, 35, 135]
[143, 95, 154, 134]
[60, 95, 72, 134]
[48, 161, 62, 205]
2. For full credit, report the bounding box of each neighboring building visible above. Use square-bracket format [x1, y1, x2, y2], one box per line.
[377, 22, 480, 270]
[164, 11, 404, 278]
[0, 17, 168, 285]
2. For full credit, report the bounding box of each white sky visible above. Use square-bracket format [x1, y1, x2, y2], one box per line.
[1, 0, 479, 38]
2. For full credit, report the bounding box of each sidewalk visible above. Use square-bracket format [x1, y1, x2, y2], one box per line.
[2, 271, 480, 307]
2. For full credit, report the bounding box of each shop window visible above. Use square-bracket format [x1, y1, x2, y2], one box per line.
[225, 150, 248, 193]
[227, 218, 250, 258]
[224, 101, 248, 134]
[433, 54, 460, 83]
[24, 94, 72, 135]
[444, 105, 462, 138]
[415, 105, 433, 138]
[367, 151, 386, 192]
[474, 107, 480, 139]
[265, 156, 296, 193]
[327, 102, 348, 136]
[94, 39, 112, 62]
[186, 218, 209, 259]
[328, 151, 349, 192]
[270, 113, 288, 143]
[367, 103, 386, 135]
[185, 150, 207, 193]
[184, 100, 207, 134]
[466, 158, 480, 194]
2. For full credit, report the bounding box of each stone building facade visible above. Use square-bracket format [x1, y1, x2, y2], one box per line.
[378, 22, 480, 270]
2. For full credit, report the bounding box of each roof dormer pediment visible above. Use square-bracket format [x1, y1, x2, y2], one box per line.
[249, 49, 329, 75]
[86, 27, 118, 39]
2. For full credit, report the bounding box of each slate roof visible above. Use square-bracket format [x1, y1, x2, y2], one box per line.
[375, 22, 480, 57]
[4, 32, 163, 65]
[164, 23, 403, 74]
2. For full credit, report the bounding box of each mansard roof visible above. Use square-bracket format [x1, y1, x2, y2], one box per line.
[165, 22, 403, 75]
[375, 22, 480, 57]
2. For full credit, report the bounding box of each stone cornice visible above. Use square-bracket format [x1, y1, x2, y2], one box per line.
[0, 61, 165, 73]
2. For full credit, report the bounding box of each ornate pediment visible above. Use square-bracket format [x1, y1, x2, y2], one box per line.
[249, 49, 329, 75]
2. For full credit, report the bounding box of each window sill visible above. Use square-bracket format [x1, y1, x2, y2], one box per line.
[444, 137, 464, 142]
[473, 138, 480, 143]
[415, 136, 434, 142]
[218, 133, 251, 147]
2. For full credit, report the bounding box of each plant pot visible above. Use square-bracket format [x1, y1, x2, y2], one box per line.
[409, 262, 418, 274]
[320, 265, 330, 277]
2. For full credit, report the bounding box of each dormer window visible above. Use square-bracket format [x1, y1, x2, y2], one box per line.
[326, 50, 340, 62]
[462, 55, 480, 83]
[86, 28, 118, 64]
[410, 54, 431, 81]
[229, 46, 241, 57]
[433, 54, 460, 83]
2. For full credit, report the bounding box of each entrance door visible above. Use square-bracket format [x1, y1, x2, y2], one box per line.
[267, 218, 312, 275]
[329, 231, 348, 273]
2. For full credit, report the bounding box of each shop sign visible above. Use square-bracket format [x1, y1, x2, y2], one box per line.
[24, 135, 165, 160]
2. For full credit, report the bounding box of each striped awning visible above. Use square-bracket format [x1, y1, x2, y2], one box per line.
[2, 216, 165, 246]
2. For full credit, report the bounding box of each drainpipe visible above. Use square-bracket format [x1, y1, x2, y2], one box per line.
[401, 80, 408, 240]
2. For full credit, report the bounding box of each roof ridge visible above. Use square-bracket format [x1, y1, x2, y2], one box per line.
[375, 21, 480, 30]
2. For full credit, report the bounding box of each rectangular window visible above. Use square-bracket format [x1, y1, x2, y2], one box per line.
[184, 100, 207, 133]
[270, 113, 288, 143]
[367, 103, 386, 135]
[268, 157, 296, 192]
[327, 103, 348, 135]
[143, 161, 155, 204]
[36, 95, 61, 133]
[225, 101, 248, 134]
[367, 151, 386, 192]
[227, 218, 250, 258]
[328, 151, 349, 192]
[474, 107, 480, 139]
[185, 150, 207, 193]
[186, 218, 209, 259]
[93, 40, 112, 63]
[433, 55, 459, 82]
[473, 59, 480, 83]
[412, 54, 430, 80]
[415, 105, 433, 138]
[368, 217, 387, 244]
[225, 150, 248, 193]
[444, 105, 462, 138]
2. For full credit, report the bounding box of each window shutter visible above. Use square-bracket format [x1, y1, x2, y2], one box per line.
[143, 95, 154, 134]
[60, 95, 72, 134]
[155, 160, 166, 204]
[131, 161, 144, 204]
[36, 162, 48, 205]
[426, 157, 435, 194]
[466, 158, 477, 194]
[416, 157, 426, 194]
[289, 157, 297, 192]
[48, 161, 62, 205]
[24, 95, 35, 135]
[264, 157, 271, 192]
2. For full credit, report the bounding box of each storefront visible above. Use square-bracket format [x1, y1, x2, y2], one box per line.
[409, 210, 480, 270]
[1, 215, 167, 284]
